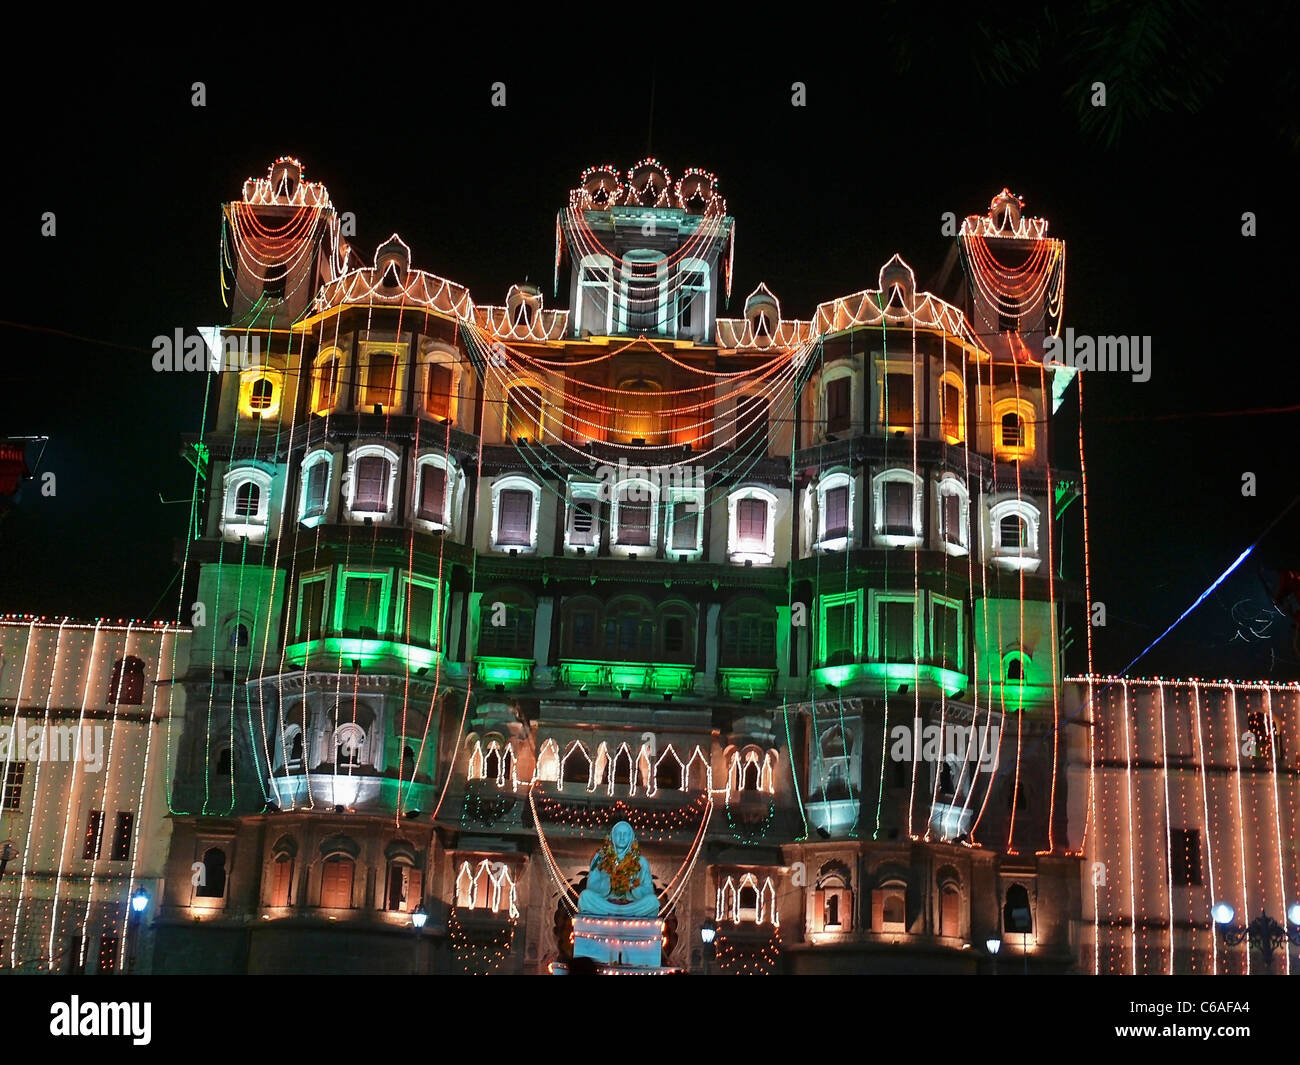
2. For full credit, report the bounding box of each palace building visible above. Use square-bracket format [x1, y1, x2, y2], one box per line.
[136, 158, 1083, 975]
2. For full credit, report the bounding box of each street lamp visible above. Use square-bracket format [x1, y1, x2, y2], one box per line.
[985, 930, 1001, 976]
[410, 903, 428, 976]
[700, 918, 717, 975]
[127, 886, 150, 974]
[1212, 901, 1300, 968]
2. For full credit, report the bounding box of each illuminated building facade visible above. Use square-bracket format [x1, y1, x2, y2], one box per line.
[1067, 677, 1300, 974]
[150, 158, 1082, 974]
[0, 618, 189, 973]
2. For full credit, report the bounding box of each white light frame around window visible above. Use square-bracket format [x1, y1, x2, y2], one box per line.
[411, 453, 459, 533]
[727, 486, 777, 564]
[563, 481, 602, 555]
[871, 469, 923, 548]
[490, 475, 542, 553]
[935, 474, 970, 556]
[815, 471, 855, 552]
[610, 477, 659, 557]
[618, 249, 668, 335]
[298, 449, 334, 528]
[665, 486, 706, 561]
[992, 396, 1036, 460]
[343, 444, 401, 524]
[576, 253, 615, 336]
[988, 498, 1042, 572]
[221, 466, 273, 541]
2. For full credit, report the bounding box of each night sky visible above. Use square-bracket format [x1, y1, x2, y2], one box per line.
[3, 14, 1297, 681]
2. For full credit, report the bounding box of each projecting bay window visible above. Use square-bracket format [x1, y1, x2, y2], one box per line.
[413, 456, 457, 532]
[872, 594, 917, 663]
[336, 572, 390, 638]
[491, 478, 540, 552]
[930, 596, 963, 671]
[819, 593, 862, 667]
[401, 578, 439, 649]
[297, 573, 328, 641]
[344, 446, 399, 522]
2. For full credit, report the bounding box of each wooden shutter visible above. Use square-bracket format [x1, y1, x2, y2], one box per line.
[306, 462, 329, 515]
[354, 456, 389, 510]
[825, 486, 849, 538]
[418, 466, 447, 522]
[671, 501, 698, 551]
[498, 489, 532, 545]
[737, 498, 767, 543]
[425, 363, 452, 419]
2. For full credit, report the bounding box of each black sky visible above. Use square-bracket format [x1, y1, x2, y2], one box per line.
[2, 18, 1297, 680]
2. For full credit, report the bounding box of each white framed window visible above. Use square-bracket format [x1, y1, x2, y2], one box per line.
[676, 257, 711, 340]
[993, 397, 1035, 461]
[665, 485, 705, 561]
[988, 498, 1041, 572]
[416, 344, 462, 424]
[343, 444, 400, 523]
[815, 471, 855, 552]
[490, 475, 541, 553]
[727, 487, 777, 564]
[564, 481, 601, 555]
[298, 450, 334, 528]
[935, 474, 969, 556]
[576, 254, 614, 336]
[619, 250, 667, 334]
[412, 454, 460, 533]
[611, 478, 658, 557]
[871, 469, 922, 547]
[220, 466, 273, 541]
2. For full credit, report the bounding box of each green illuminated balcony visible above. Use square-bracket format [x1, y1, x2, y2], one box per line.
[556, 660, 696, 695]
[812, 662, 968, 698]
[285, 637, 441, 673]
[475, 656, 534, 689]
[717, 667, 778, 699]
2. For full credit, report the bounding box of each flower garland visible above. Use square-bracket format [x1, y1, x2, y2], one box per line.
[594, 837, 643, 897]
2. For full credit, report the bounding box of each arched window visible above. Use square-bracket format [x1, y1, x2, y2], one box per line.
[654, 748, 684, 791]
[728, 487, 777, 564]
[413, 455, 457, 530]
[536, 739, 560, 782]
[344, 445, 400, 521]
[1006, 653, 1025, 681]
[196, 847, 226, 899]
[720, 598, 777, 668]
[939, 881, 961, 937]
[282, 725, 304, 769]
[875, 880, 908, 932]
[491, 477, 540, 552]
[816, 472, 854, 549]
[560, 743, 592, 790]
[936, 475, 969, 555]
[993, 397, 1036, 460]
[311, 351, 343, 414]
[816, 862, 853, 933]
[659, 603, 696, 663]
[742, 759, 761, 791]
[565, 483, 601, 552]
[270, 854, 294, 907]
[738, 883, 759, 920]
[484, 744, 502, 782]
[320, 856, 355, 908]
[299, 452, 333, 523]
[504, 384, 542, 442]
[939, 371, 965, 444]
[385, 857, 423, 914]
[222, 467, 272, 539]
[988, 499, 1041, 572]
[602, 597, 655, 660]
[615, 376, 665, 445]
[108, 656, 146, 706]
[249, 377, 275, 412]
[229, 623, 250, 649]
[872, 470, 922, 545]
[1004, 883, 1032, 934]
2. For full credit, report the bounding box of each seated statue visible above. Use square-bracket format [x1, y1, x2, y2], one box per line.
[577, 821, 658, 917]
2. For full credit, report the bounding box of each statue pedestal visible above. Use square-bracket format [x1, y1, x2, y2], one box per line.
[572, 915, 664, 968]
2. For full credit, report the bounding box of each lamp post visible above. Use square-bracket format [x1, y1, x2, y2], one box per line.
[700, 918, 717, 975]
[984, 930, 1001, 976]
[128, 886, 150, 974]
[1212, 901, 1300, 969]
[411, 903, 428, 975]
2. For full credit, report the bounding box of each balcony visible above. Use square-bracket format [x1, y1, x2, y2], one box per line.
[555, 659, 696, 696]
